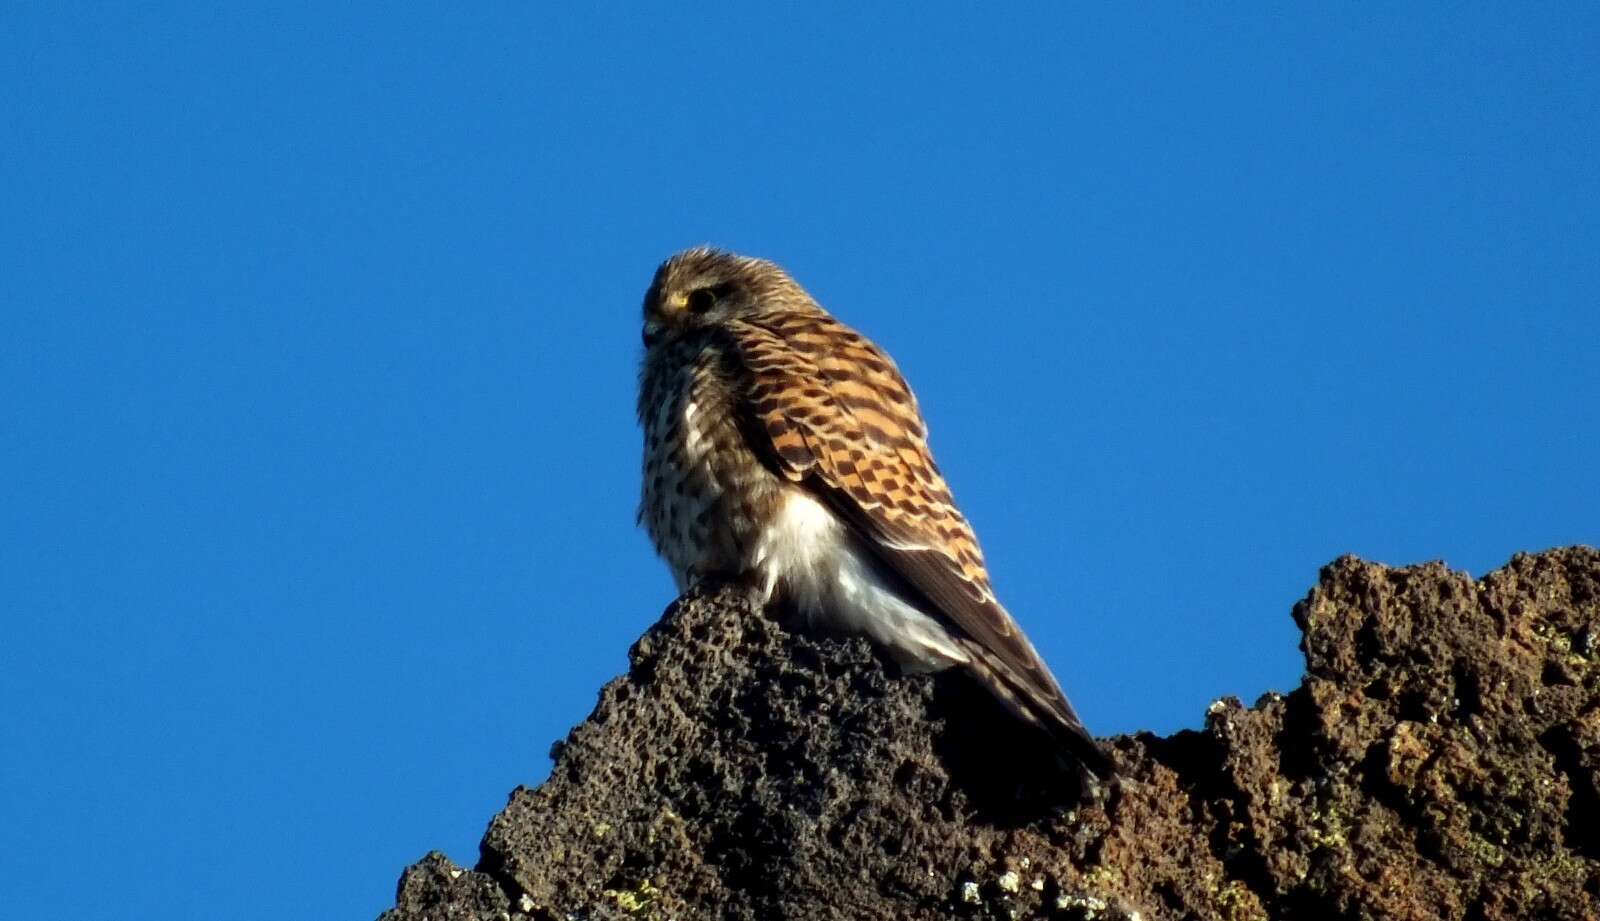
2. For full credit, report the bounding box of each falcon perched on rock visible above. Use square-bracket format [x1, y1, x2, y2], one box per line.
[637, 247, 1109, 776]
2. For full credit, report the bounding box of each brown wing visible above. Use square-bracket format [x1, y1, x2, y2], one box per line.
[727, 313, 1104, 768]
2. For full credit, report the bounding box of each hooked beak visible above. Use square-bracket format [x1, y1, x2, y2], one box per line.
[642, 290, 684, 348]
[642, 318, 664, 347]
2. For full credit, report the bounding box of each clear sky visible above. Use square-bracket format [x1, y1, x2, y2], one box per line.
[4, 5, 1597, 919]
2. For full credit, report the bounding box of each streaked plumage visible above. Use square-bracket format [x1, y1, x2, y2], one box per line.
[637, 247, 1108, 775]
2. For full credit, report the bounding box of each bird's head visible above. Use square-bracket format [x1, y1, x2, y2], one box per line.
[641, 247, 806, 348]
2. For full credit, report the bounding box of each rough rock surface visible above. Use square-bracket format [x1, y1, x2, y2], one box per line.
[380, 549, 1600, 920]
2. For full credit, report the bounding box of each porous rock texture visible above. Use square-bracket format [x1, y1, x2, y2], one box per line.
[380, 548, 1600, 920]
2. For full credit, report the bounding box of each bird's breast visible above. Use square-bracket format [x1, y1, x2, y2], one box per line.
[640, 351, 779, 587]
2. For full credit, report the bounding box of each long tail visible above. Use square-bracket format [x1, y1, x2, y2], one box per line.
[963, 641, 1115, 779]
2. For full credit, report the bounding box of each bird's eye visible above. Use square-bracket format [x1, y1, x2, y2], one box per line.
[685, 287, 718, 314]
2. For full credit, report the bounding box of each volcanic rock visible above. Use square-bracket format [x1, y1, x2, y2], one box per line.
[380, 548, 1600, 920]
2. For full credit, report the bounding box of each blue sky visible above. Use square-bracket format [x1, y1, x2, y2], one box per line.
[4, 5, 1597, 919]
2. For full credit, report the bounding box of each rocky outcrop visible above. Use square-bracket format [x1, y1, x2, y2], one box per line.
[379, 548, 1600, 920]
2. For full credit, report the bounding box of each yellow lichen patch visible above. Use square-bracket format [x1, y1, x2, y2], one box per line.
[1082, 864, 1123, 888]
[601, 879, 661, 916]
[1306, 799, 1351, 851]
[1214, 880, 1267, 921]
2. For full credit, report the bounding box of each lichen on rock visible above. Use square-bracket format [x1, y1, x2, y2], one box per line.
[380, 548, 1600, 920]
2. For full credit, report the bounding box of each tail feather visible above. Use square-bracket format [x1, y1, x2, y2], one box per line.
[961, 641, 1114, 779]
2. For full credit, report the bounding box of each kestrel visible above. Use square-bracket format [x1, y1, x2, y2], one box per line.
[637, 247, 1108, 776]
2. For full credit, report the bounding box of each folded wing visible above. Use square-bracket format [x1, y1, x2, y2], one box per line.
[726, 315, 1108, 774]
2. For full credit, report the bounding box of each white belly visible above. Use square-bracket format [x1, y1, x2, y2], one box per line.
[752, 490, 970, 671]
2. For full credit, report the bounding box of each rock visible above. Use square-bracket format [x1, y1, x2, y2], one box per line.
[378, 548, 1600, 920]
